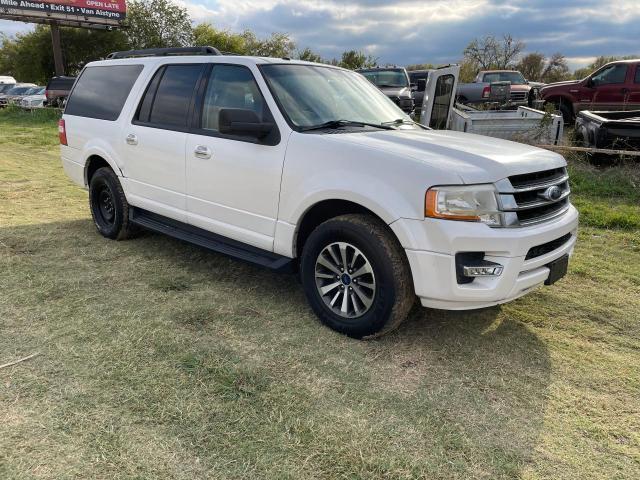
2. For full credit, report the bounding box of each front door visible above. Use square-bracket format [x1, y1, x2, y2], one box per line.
[420, 65, 460, 129]
[628, 63, 640, 109]
[588, 63, 630, 111]
[123, 63, 204, 222]
[185, 64, 287, 252]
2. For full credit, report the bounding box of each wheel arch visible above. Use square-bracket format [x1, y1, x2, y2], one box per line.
[84, 152, 122, 187]
[292, 198, 402, 259]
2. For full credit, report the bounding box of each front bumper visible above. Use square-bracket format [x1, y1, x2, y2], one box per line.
[392, 205, 579, 310]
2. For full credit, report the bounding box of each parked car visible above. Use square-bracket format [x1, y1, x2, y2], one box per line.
[45, 76, 76, 108]
[356, 67, 415, 114]
[408, 70, 429, 108]
[0, 83, 37, 107]
[457, 70, 534, 106]
[0, 83, 16, 95]
[21, 87, 47, 109]
[0, 75, 16, 86]
[540, 59, 640, 124]
[60, 46, 578, 339]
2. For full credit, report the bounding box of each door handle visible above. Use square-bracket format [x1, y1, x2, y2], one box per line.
[194, 145, 212, 159]
[126, 134, 138, 146]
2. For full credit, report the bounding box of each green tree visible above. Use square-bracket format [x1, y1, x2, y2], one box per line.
[193, 24, 295, 58]
[0, 26, 128, 83]
[338, 50, 377, 70]
[406, 63, 435, 71]
[516, 52, 546, 82]
[541, 53, 571, 83]
[297, 47, 324, 63]
[125, 0, 193, 49]
[458, 58, 479, 83]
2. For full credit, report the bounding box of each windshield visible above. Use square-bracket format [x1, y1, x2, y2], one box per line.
[482, 72, 526, 84]
[261, 64, 411, 129]
[0, 84, 14, 93]
[359, 69, 409, 88]
[8, 87, 31, 95]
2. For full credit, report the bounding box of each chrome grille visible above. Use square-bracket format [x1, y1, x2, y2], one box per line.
[510, 91, 528, 102]
[495, 167, 571, 227]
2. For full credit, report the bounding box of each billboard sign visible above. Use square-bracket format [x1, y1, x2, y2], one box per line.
[0, 0, 126, 27]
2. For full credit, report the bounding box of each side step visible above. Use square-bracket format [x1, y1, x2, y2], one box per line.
[129, 207, 294, 272]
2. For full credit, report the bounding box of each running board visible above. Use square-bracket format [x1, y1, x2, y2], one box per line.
[129, 207, 293, 272]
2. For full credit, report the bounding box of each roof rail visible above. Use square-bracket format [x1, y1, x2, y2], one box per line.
[106, 46, 221, 59]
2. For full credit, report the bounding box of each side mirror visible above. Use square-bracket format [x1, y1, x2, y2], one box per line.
[417, 79, 427, 92]
[585, 77, 594, 88]
[410, 83, 417, 92]
[219, 108, 274, 139]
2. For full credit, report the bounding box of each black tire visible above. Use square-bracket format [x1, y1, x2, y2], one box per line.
[558, 101, 574, 125]
[89, 167, 135, 240]
[300, 214, 415, 339]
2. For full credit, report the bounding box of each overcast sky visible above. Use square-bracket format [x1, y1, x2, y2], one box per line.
[1, 0, 638, 70]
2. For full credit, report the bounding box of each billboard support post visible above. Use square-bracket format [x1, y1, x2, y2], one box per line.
[50, 22, 64, 76]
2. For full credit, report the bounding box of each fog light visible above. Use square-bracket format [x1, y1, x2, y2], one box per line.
[463, 263, 504, 277]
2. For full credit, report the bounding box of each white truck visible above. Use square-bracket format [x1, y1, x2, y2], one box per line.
[60, 47, 578, 339]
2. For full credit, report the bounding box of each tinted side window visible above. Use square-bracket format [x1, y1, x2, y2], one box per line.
[635, 66, 640, 84]
[146, 65, 202, 128]
[65, 65, 142, 121]
[591, 64, 628, 86]
[201, 65, 266, 132]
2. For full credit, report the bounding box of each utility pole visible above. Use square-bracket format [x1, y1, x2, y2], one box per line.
[50, 21, 64, 76]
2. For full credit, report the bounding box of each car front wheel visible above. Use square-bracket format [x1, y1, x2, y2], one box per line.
[300, 214, 415, 339]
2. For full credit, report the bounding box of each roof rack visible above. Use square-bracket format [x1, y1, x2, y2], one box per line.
[106, 46, 221, 59]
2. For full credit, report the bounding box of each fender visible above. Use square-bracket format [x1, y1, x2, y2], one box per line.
[82, 143, 124, 186]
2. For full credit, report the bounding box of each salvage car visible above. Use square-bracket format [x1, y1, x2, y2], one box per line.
[541, 59, 640, 124]
[356, 66, 415, 114]
[59, 47, 578, 339]
[575, 110, 640, 152]
[457, 70, 534, 106]
[21, 87, 47, 109]
[0, 83, 37, 107]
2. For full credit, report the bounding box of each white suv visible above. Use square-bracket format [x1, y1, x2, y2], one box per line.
[60, 47, 578, 338]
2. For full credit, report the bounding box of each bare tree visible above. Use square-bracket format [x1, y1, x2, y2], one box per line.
[463, 34, 525, 70]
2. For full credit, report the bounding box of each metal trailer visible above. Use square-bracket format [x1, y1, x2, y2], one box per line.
[449, 106, 564, 145]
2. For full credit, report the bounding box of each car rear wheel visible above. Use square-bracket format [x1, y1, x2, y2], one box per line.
[300, 214, 415, 339]
[89, 167, 135, 240]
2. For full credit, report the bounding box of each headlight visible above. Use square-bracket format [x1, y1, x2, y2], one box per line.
[425, 184, 501, 226]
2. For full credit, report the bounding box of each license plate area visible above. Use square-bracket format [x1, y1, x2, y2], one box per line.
[545, 254, 569, 285]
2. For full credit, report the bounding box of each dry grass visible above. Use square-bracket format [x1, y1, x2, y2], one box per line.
[1, 110, 639, 479]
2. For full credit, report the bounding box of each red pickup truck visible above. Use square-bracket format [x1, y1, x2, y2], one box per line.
[540, 59, 640, 123]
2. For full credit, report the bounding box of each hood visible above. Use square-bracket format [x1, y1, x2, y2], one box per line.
[378, 86, 412, 98]
[541, 79, 580, 92]
[320, 128, 566, 184]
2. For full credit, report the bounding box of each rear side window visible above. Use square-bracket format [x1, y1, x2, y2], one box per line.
[635, 66, 640, 84]
[65, 65, 142, 121]
[136, 64, 203, 128]
[48, 77, 75, 90]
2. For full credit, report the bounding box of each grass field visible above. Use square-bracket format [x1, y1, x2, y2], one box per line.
[1, 108, 639, 479]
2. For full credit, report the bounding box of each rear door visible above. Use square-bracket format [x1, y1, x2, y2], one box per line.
[185, 63, 286, 251]
[420, 65, 460, 129]
[589, 63, 630, 110]
[123, 63, 204, 222]
[629, 63, 640, 109]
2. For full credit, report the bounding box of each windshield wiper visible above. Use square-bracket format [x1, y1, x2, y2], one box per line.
[382, 118, 415, 126]
[299, 119, 395, 132]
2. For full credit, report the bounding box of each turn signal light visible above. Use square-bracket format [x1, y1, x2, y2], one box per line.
[58, 119, 67, 145]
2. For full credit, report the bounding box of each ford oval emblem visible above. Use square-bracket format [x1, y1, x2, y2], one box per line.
[539, 185, 562, 201]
